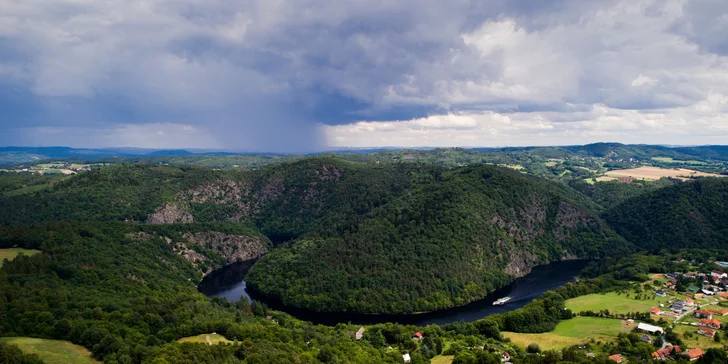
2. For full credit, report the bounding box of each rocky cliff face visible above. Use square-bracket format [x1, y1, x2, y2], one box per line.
[182, 231, 268, 263]
[147, 204, 194, 224]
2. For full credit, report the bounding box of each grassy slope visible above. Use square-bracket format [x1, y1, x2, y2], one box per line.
[0, 337, 100, 364]
[177, 334, 232, 345]
[503, 317, 633, 351]
[0, 248, 40, 267]
[565, 292, 671, 314]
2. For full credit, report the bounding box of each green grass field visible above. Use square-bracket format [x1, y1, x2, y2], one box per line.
[673, 324, 722, 350]
[431, 355, 454, 364]
[651, 157, 707, 165]
[177, 333, 231, 345]
[0, 337, 99, 364]
[0, 248, 41, 267]
[503, 317, 632, 351]
[565, 292, 671, 314]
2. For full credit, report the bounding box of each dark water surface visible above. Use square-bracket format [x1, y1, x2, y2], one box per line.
[199, 259, 590, 326]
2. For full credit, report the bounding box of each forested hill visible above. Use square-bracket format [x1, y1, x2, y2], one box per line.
[604, 178, 728, 250]
[0, 159, 631, 313]
[246, 164, 630, 313]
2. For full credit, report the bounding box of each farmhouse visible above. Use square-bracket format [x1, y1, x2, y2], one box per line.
[711, 270, 727, 279]
[652, 345, 681, 360]
[637, 322, 664, 335]
[651, 308, 661, 315]
[683, 298, 695, 307]
[654, 289, 667, 297]
[697, 328, 716, 337]
[695, 310, 713, 319]
[412, 332, 422, 340]
[709, 309, 728, 316]
[608, 354, 624, 363]
[684, 348, 705, 361]
[698, 319, 721, 329]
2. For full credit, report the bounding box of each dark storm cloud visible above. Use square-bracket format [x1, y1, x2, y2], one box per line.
[0, 0, 727, 149]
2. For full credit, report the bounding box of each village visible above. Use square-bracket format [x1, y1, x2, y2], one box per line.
[610, 265, 728, 362]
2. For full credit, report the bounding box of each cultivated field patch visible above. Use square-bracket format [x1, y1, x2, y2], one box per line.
[605, 166, 724, 180]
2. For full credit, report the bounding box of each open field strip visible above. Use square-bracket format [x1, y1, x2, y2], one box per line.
[0, 248, 41, 267]
[503, 317, 632, 351]
[177, 333, 232, 345]
[0, 337, 100, 364]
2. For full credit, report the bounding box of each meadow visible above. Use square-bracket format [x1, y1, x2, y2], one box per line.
[177, 333, 232, 345]
[565, 292, 671, 314]
[605, 166, 724, 180]
[503, 317, 632, 351]
[0, 337, 99, 364]
[0, 248, 41, 267]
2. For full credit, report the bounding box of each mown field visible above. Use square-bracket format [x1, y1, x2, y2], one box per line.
[0, 248, 41, 267]
[0, 337, 100, 364]
[605, 166, 724, 180]
[565, 292, 671, 314]
[431, 355, 454, 364]
[503, 317, 633, 351]
[673, 324, 723, 350]
[177, 333, 232, 345]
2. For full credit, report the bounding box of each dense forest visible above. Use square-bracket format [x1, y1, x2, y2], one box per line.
[247, 164, 630, 313]
[0, 159, 631, 313]
[604, 178, 728, 250]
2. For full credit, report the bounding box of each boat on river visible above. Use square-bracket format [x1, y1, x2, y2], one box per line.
[492, 296, 511, 305]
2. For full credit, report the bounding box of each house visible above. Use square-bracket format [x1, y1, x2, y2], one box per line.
[412, 332, 423, 340]
[608, 354, 623, 363]
[684, 348, 705, 361]
[695, 310, 713, 319]
[687, 285, 701, 294]
[711, 270, 727, 279]
[709, 309, 728, 316]
[664, 281, 674, 289]
[684, 298, 695, 307]
[639, 334, 653, 344]
[652, 345, 682, 359]
[403, 353, 411, 363]
[355, 327, 365, 340]
[651, 308, 661, 315]
[637, 322, 664, 335]
[502, 351, 510, 362]
[587, 353, 595, 358]
[666, 273, 679, 279]
[698, 327, 717, 337]
[718, 292, 728, 298]
[698, 319, 721, 329]
[654, 289, 667, 297]
[702, 288, 715, 295]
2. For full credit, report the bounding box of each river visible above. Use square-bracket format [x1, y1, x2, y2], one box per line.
[198, 259, 590, 326]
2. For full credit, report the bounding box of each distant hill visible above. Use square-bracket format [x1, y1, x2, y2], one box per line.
[604, 178, 728, 250]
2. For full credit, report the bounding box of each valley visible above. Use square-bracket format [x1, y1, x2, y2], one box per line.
[1, 143, 728, 363]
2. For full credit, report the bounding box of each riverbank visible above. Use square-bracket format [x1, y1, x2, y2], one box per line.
[200, 259, 591, 326]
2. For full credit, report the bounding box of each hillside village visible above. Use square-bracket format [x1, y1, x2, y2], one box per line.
[609, 263, 728, 362]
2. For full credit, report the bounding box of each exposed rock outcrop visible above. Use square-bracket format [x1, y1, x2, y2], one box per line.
[182, 231, 268, 263]
[147, 204, 194, 224]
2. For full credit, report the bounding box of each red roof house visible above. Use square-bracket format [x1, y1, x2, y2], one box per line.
[698, 318, 721, 329]
[652, 345, 681, 359]
[412, 332, 422, 339]
[698, 327, 717, 337]
[608, 354, 623, 363]
[651, 307, 661, 315]
[685, 348, 705, 361]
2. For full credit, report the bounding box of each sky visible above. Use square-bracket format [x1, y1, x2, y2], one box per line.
[1, 0, 727, 152]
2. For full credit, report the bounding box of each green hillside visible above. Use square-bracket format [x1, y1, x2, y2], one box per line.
[246, 165, 630, 313]
[604, 178, 728, 250]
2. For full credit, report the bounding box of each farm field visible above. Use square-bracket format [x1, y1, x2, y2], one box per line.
[503, 317, 632, 351]
[0, 337, 100, 364]
[565, 292, 670, 314]
[177, 333, 231, 345]
[651, 157, 707, 165]
[0, 248, 41, 267]
[605, 166, 724, 180]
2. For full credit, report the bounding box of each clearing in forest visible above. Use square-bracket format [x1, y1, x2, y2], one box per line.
[0, 248, 41, 267]
[0, 337, 99, 364]
[565, 292, 671, 314]
[177, 333, 232, 345]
